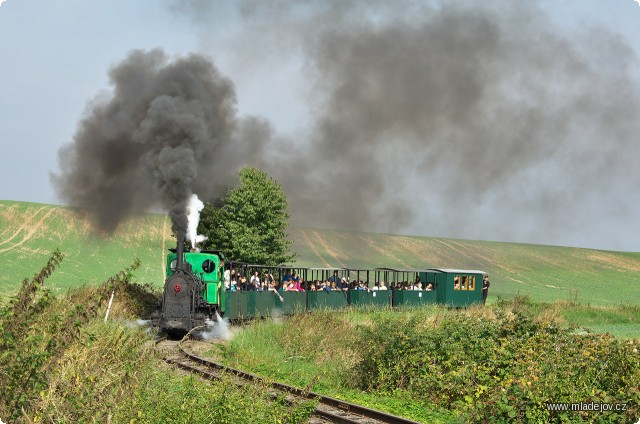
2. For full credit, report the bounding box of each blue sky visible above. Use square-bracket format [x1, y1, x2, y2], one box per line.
[1, 0, 640, 251]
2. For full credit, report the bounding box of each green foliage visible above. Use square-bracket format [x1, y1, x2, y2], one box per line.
[0, 250, 65, 419]
[199, 166, 296, 265]
[0, 252, 143, 422]
[354, 305, 640, 423]
[98, 257, 159, 318]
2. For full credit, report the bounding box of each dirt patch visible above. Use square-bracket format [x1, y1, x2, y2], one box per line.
[433, 239, 485, 267]
[0, 203, 20, 222]
[586, 252, 640, 272]
[311, 230, 346, 267]
[15, 246, 49, 255]
[0, 206, 47, 246]
[298, 229, 332, 268]
[394, 236, 444, 264]
[0, 207, 61, 253]
[358, 234, 412, 269]
[182, 339, 225, 357]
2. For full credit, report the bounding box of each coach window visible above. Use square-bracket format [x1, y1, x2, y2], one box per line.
[461, 276, 468, 290]
[454, 276, 460, 290]
[202, 259, 216, 274]
[469, 276, 476, 290]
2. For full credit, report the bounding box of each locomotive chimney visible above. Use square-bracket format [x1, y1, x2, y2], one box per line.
[176, 237, 184, 271]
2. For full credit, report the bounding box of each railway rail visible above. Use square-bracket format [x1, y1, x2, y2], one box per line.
[156, 337, 421, 424]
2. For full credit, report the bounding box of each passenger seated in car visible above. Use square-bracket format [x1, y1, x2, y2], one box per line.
[338, 277, 349, 291]
[329, 270, 343, 288]
[282, 270, 292, 284]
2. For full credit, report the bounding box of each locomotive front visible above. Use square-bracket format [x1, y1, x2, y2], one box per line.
[159, 240, 199, 335]
[156, 240, 226, 337]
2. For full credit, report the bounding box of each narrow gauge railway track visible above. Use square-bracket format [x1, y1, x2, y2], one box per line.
[156, 338, 421, 424]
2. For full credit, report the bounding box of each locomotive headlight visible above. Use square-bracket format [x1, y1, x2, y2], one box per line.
[170, 259, 177, 270]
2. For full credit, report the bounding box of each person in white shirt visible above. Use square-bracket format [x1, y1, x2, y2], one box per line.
[223, 265, 231, 290]
[250, 271, 260, 288]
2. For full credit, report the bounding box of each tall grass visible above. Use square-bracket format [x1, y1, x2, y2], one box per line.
[214, 310, 459, 423]
[0, 251, 316, 423]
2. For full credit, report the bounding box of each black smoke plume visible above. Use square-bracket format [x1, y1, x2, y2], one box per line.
[53, 1, 640, 251]
[168, 0, 640, 250]
[52, 49, 244, 239]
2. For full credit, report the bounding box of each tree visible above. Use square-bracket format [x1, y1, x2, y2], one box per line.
[199, 166, 297, 265]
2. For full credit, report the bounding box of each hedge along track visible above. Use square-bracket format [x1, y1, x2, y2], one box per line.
[155, 333, 421, 424]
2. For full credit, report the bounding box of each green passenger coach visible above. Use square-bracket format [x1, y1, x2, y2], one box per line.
[425, 269, 485, 307]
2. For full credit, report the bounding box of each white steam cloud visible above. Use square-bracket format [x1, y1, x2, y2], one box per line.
[187, 194, 207, 249]
[200, 314, 232, 340]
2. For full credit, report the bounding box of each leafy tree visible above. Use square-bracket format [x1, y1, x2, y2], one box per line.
[199, 166, 297, 265]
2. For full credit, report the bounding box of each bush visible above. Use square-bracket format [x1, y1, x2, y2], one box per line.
[353, 307, 640, 423]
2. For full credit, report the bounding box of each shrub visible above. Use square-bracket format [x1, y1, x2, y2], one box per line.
[352, 307, 640, 423]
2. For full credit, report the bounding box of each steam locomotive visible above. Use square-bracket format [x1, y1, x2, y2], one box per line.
[155, 241, 226, 336]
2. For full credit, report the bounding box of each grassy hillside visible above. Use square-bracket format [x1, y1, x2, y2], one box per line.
[0, 200, 169, 297]
[1, 200, 639, 306]
[292, 228, 640, 305]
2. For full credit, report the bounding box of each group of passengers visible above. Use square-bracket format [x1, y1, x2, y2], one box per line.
[223, 268, 433, 292]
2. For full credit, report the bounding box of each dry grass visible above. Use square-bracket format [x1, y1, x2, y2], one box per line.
[36, 323, 153, 423]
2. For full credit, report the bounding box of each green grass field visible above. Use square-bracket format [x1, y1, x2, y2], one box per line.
[2, 200, 639, 310]
[0, 200, 168, 297]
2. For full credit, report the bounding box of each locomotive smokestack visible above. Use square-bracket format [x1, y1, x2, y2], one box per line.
[176, 237, 184, 271]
